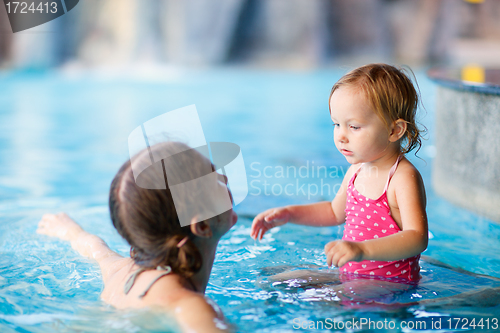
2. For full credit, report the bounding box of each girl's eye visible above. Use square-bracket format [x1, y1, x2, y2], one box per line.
[332, 123, 339, 127]
[350, 125, 360, 130]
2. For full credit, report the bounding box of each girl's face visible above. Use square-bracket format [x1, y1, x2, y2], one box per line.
[329, 86, 392, 165]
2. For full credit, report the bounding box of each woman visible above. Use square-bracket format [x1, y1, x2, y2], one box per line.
[37, 142, 237, 332]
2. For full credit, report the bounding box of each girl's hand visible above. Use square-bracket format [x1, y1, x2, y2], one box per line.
[250, 207, 291, 240]
[37, 213, 84, 242]
[324, 240, 365, 268]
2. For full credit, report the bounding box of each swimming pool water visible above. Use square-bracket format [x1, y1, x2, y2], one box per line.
[0, 67, 499, 332]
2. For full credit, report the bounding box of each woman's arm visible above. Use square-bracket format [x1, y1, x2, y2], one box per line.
[325, 165, 428, 267]
[37, 213, 128, 283]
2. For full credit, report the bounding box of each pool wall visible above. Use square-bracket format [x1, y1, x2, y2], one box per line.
[432, 83, 500, 222]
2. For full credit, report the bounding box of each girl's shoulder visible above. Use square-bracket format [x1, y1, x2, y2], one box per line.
[395, 157, 421, 176]
[390, 157, 425, 192]
[342, 163, 362, 183]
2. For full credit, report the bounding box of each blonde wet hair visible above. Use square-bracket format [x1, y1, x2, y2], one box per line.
[329, 63, 424, 154]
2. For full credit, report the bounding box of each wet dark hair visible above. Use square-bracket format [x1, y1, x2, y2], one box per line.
[109, 142, 210, 278]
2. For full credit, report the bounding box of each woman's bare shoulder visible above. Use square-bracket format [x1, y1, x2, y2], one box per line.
[146, 277, 227, 332]
[144, 274, 219, 313]
[143, 273, 193, 304]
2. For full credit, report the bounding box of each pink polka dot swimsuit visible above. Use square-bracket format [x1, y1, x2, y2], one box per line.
[341, 155, 420, 281]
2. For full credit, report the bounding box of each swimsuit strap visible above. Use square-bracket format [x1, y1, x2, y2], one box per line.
[351, 155, 403, 188]
[350, 164, 364, 184]
[123, 265, 173, 298]
[383, 155, 403, 193]
[138, 266, 172, 298]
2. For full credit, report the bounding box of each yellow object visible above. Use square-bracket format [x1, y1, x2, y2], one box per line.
[464, 0, 484, 3]
[461, 65, 485, 83]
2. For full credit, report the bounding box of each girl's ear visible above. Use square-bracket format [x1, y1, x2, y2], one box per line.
[190, 218, 213, 238]
[389, 119, 407, 142]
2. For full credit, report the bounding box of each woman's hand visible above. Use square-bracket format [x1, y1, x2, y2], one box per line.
[250, 207, 291, 240]
[37, 213, 84, 241]
[324, 240, 365, 268]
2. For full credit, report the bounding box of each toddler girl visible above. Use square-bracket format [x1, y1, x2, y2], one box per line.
[251, 63, 428, 281]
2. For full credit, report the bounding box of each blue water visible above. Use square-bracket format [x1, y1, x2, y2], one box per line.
[0, 67, 499, 332]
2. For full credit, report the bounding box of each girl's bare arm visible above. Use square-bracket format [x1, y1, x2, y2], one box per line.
[251, 165, 356, 240]
[326, 165, 428, 267]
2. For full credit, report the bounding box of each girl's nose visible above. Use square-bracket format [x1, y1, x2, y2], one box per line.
[334, 127, 348, 143]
